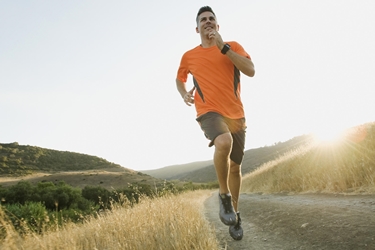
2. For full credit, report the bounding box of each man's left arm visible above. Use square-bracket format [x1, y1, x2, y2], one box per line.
[211, 31, 255, 77]
[225, 48, 255, 77]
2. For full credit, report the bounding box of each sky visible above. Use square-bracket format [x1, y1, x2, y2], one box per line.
[1, 1, 374, 171]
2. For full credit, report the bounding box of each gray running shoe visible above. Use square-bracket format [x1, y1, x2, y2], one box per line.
[218, 193, 237, 226]
[229, 212, 243, 240]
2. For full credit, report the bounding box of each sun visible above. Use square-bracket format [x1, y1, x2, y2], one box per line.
[312, 126, 345, 145]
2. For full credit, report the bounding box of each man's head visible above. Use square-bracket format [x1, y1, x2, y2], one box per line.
[196, 6, 219, 35]
[196, 6, 216, 24]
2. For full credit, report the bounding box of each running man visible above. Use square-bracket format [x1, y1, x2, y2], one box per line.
[175, 6, 255, 240]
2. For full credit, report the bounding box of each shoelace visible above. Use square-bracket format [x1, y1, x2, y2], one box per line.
[234, 218, 241, 229]
[234, 219, 241, 230]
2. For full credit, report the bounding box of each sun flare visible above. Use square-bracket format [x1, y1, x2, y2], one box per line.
[312, 127, 345, 145]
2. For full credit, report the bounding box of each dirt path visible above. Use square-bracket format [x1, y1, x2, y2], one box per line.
[204, 192, 375, 250]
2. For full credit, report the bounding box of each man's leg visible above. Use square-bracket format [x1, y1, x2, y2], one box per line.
[227, 119, 245, 241]
[213, 132, 233, 194]
[214, 132, 238, 226]
[229, 160, 242, 212]
[228, 160, 244, 240]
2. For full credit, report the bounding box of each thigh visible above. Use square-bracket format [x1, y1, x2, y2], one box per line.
[227, 118, 246, 165]
[196, 112, 230, 147]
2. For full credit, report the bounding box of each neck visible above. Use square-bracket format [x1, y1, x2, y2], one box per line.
[200, 35, 216, 48]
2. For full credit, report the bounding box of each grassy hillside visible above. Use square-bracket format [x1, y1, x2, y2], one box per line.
[0, 169, 161, 190]
[242, 122, 375, 194]
[0, 143, 162, 189]
[143, 134, 314, 183]
[141, 160, 213, 179]
[0, 142, 124, 175]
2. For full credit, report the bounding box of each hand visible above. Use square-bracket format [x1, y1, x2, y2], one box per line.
[183, 87, 195, 106]
[208, 30, 225, 51]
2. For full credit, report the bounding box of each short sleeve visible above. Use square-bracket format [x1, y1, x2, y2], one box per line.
[229, 41, 251, 60]
[176, 53, 189, 83]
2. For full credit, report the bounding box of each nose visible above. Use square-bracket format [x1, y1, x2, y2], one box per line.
[204, 20, 211, 27]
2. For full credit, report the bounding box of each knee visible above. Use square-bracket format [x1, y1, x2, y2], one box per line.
[230, 162, 241, 175]
[214, 133, 233, 152]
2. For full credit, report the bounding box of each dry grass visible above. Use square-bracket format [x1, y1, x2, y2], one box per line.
[242, 122, 375, 194]
[0, 190, 219, 250]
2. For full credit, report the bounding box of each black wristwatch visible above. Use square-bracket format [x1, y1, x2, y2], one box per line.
[221, 43, 231, 55]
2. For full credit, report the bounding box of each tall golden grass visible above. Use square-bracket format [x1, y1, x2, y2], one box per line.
[242, 122, 375, 194]
[0, 190, 219, 250]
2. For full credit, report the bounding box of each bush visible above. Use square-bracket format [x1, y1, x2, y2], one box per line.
[4, 202, 48, 234]
[5, 181, 34, 204]
[32, 181, 82, 210]
[82, 186, 111, 208]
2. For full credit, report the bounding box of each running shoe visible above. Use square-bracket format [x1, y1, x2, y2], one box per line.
[229, 211, 243, 240]
[218, 193, 237, 226]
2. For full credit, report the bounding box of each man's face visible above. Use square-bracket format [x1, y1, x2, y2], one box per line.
[196, 11, 219, 35]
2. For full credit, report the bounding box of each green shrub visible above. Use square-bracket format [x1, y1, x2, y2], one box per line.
[5, 181, 33, 204]
[4, 202, 48, 233]
[82, 185, 111, 208]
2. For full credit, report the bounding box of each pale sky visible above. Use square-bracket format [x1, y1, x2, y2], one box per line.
[1, 1, 374, 170]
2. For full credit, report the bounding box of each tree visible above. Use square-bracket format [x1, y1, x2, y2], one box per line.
[82, 186, 111, 208]
[5, 181, 33, 204]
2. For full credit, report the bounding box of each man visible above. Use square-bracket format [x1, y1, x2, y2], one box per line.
[176, 6, 255, 240]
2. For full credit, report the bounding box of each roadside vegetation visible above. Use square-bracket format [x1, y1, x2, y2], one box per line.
[0, 190, 219, 250]
[0, 179, 216, 233]
[0, 142, 219, 249]
[242, 122, 375, 194]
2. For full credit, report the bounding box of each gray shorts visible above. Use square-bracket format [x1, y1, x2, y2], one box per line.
[196, 112, 247, 165]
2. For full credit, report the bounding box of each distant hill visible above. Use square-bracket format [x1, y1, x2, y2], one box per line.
[0, 142, 162, 189]
[0, 142, 125, 175]
[0, 134, 316, 188]
[141, 134, 314, 183]
[142, 160, 213, 179]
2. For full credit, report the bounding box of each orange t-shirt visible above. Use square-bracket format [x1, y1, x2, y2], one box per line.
[177, 41, 250, 119]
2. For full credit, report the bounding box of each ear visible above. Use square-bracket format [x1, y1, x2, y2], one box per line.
[217, 24, 220, 31]
[196, 27, 199, 33]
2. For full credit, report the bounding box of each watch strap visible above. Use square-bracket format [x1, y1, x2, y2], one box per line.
[221, 43, 231, 55]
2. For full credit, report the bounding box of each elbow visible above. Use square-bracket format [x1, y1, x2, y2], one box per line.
[245, 68, 255, 77]
[244, 61, 255, 77]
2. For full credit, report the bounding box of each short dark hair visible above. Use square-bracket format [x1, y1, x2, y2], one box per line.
[196, 6, 216, 23]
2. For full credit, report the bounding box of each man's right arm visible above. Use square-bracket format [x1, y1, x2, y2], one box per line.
[176, 79, 195, 106]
